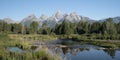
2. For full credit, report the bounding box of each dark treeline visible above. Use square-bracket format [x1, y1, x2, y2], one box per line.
[0, 18, 120, 39]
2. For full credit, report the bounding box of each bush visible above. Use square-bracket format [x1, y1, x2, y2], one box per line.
[100, 43, 117, 48]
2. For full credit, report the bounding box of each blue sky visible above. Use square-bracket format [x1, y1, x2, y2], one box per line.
[0, 0, 120, 21]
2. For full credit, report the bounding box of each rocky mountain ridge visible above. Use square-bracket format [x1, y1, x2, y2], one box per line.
[1, 11, 120, 28]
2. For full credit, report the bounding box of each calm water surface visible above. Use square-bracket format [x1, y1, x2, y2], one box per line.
[49, 40, 120, 60]
[9, 40, 120, 60]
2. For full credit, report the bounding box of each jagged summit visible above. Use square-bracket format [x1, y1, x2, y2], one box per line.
[53, 10, 63, 19]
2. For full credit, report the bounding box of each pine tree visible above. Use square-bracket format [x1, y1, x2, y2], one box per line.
[58, 20, 70, 35]
[11, 23, 22, 34]
[117, 22, 120, 34]
[3, 22, 11, 33]
[38, 23, 51, 35]
[0, 21, 3, 32]
[101, 18, 117, 35]
[90, 22, 101, 33]
[29, 21, 38, 34]
[76, 21, 89, 34]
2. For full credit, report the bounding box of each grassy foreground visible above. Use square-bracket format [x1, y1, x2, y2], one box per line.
[0, 34, 120, 60]
[7, 34, 120, 49]
[0, 34, 61, 60]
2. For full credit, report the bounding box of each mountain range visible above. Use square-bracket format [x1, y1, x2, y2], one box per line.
[1, 11, 120, 28]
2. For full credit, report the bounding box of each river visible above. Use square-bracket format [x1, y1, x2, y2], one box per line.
[9, 39, 120, 60]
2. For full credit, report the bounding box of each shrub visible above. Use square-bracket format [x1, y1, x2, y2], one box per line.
[100, 43, 117, 48]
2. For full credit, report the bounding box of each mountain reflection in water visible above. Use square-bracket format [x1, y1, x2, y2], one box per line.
[47, 40, 120, 60]
[9, 40, 120, 60]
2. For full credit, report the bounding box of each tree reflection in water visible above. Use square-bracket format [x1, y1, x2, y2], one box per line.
[103, 49, 116, 58]
[48, 44, 120, 60]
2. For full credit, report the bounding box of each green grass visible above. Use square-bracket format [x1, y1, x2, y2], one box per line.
[63, 34, 120, 49]
[9, 34, 58, 41]
[0, 34, 61, 60]
[0, 49, 61, 60]
[57, 34, 120, 49]
[0, 33, 120, 60]
[100, 43, 117, 48]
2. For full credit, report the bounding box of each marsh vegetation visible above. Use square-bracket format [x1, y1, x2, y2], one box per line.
[0, 18, 120, 60]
